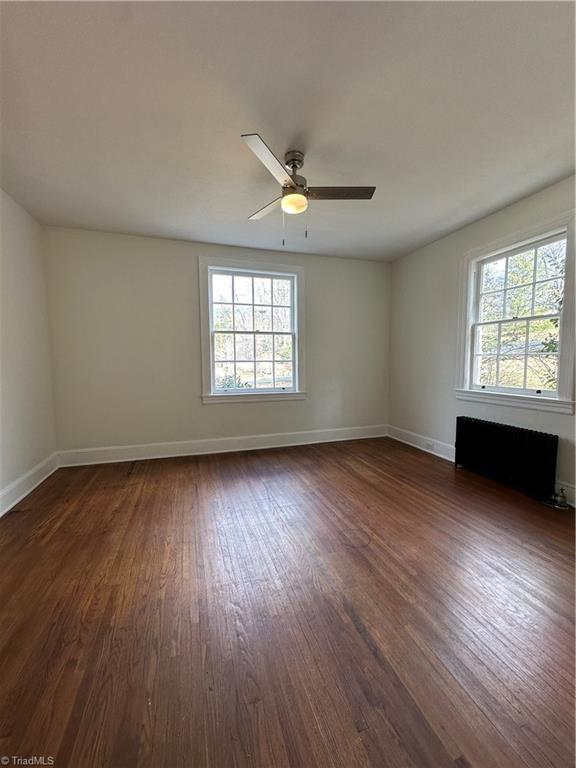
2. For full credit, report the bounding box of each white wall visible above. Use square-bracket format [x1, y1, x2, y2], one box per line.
[44, 228, 390, 452]
[389, 176, 575, 491]
[0, 190, 56, 501]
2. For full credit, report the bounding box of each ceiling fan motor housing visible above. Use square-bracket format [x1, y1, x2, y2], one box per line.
[283, 174, 307, 196]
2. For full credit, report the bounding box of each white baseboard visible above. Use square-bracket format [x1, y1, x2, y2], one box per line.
[0, 427, 387, 517]
[58, 424, 390, 467]
[3, 424, 573, 516]
[388, 424, 575, 506]
[0, 452, 60, 518]
[388, 425, 456, 462]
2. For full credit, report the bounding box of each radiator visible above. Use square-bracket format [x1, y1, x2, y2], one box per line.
[455, 416, 558, 501]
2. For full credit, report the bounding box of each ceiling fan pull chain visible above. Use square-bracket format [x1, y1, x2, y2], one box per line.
[305, 206, 309, 240]
[282, 209, 286, 247]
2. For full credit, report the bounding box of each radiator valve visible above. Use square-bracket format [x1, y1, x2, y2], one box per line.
[548, 487, 570, 509]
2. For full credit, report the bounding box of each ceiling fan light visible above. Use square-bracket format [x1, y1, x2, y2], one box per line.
[281, 192, 308, 215]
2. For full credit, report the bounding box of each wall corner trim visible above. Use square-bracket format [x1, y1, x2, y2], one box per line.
[0, 452, 60, 518]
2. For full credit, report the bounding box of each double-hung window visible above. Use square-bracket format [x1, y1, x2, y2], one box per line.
[199, 257, 305, 401]
[473, 234, 566, 395]
[457, 222, 574, 413]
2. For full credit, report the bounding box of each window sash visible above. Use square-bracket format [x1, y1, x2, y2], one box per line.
[208, 267, 298, 394]
[473, 311, 559, 327]
[477, 232, 565, 268]
[471, 353, 560, 396]
[479, 275, 563, 298]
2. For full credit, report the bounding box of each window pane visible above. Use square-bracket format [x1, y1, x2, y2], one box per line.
[234, 275, 252, 304]
[213, 304, 233, 331]
[505, 285, 532, 319]
[506, 249, 534, 288]
[498, 356, 525, 388]
[477, 324, 499, 354]
[254, 277, 272, 304]
[236, 363, 255, 388]
[536, 240, 566, 281]
[254, 306, 272, 332]
[481, 291, 504, 321]
[214, 333, 234, 361]
[499, 320, 526, 354]
[528, 318, 560, 354]
[273, 279, 291, 306]
[255, 335, 273, 360]
[533, 279, 564, 316]
[526, 356, 558, 391]
[273, 306, 291, 332]
[256, 362, 273, 388]
[234, 304, 253, 331]
[481, 258, 505, 292]
[475, 355, 497, 386]
[235, 334, 254, 361]
[274, 334, 292, 361]
[274, 362, 293, 388]
[212, 273, 232, 303]
[214, 362, 235, 390]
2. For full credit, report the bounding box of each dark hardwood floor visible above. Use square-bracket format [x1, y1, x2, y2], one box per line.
[0, 437, 573, 768]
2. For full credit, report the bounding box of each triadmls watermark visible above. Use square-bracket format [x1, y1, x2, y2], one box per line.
[0, 758, 55, 766]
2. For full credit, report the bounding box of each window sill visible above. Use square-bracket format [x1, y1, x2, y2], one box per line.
[455, 388, 574, 414]
[202, 391, 307, 404]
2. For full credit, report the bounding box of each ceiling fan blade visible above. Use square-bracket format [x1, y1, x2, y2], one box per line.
[307, 186, 376, 200]
[248, 197, 281, 220]
[242, 134, 295, 188]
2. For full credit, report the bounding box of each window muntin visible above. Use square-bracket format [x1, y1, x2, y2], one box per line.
[209, 268, 298, 394]
[471, 234, 566, 396]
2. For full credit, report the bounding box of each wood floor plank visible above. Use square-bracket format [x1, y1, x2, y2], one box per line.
[0, 438, 573, 767]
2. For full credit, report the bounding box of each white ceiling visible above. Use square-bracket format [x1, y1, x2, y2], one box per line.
[1, 2, 574, 261]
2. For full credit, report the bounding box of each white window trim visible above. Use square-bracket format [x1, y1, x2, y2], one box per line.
[455, 210, 575, 415]
[198, 255, 306, 403]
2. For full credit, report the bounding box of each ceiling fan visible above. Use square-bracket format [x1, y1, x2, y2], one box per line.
[242, 134, 376, 220]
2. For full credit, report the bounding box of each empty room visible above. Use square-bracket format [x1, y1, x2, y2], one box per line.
[0, 2, 574, 767]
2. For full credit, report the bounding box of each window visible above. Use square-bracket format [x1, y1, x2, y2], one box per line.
[199, 257, 305, 402]
[472, 234, 566, 395]
[456, 220, 574, 414]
